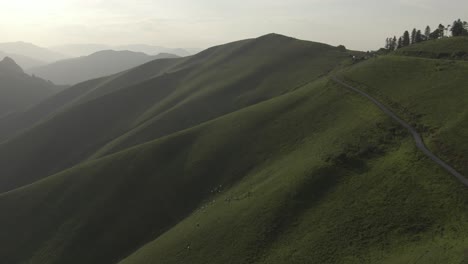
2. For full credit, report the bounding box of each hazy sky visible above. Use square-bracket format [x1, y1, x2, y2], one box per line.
[0, 0, 467, 50]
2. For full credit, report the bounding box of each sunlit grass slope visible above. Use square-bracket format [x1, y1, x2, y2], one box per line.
[0, 34, 353, 193]
[340, 50, 468, 175]
[0, 79, 466, 264]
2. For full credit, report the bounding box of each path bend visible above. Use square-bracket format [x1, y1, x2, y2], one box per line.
[331, 76, 468, 187]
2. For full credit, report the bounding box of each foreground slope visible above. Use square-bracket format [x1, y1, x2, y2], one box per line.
[339, 52, 468, 176]
[0, 36, 467, 264]
[0, 57, 61, 118]
[0, 34, 353, 193]
[28, 50, 179, 85]
[0, 78, 466, 264]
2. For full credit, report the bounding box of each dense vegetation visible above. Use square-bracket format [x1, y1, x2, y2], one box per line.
[0, 34, 467, 264]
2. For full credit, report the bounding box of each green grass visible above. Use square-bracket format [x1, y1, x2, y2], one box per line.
[0, 36, 467, 264]
[394, 36, 468, 60]
[1, 78, 466, 264]
[0, 34, 353, 193]
[339, 55, 468, 175]
[0, 57, 182, 142]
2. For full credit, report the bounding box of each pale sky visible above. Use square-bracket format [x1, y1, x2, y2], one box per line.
[0, 0, 467, 50]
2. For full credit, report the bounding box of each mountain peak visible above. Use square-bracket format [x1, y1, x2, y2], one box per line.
[257, 33, 296, 41]
[0, 56, 24, 74]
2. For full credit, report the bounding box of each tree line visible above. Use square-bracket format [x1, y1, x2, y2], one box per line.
[384, 19, 468, 50]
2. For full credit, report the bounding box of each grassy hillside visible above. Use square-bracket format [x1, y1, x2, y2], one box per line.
[0, 35, 467, 264]
[339, 55, 468, 175]
[394, 36, 468, 60]
[0, 34, 354, 193]
[0, 57, 182, 142]
[91, 34, 355, 157]
[0, 78, 466, 264]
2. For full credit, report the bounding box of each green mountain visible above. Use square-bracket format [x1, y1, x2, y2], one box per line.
[0, 57, 62, 118]
[28, 51, 180, 85]
[0, 34, 467, 264]
[0, 34, 353, 193]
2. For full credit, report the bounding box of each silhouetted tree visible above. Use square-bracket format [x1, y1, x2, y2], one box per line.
[425, 26, 431, 39]
[385, 38, 391, 49]
[438, 24, 445, 38]
[385, 37, 398, 50]
[397, 37, 403, 49]
[430, 29, 441, 39]
[415, 30, 423, 43]
[451, 19, 468, 36]
[411, 28, 417, 44]
[382, 19, 468, 49]
[392, 36, 397, 50]
[402, 31, 411, 46]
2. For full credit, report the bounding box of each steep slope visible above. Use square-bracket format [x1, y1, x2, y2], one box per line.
[0, 57, 184, 142]
[339, 54, 468, 176]
[0, 57, 61, 118]
[0, 35, 467, 264]
[0, 41, 67, 62]
[92, 34, 353, 157]
[0, 78, 466, 264]
[0, 34, 354, 193]
[28, 51, 179, 85]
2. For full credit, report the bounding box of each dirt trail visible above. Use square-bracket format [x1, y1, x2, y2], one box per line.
[332, 77, 468, 187]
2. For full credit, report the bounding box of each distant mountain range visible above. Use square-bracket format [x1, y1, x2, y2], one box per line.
[0, 57, 62, 117]
[0, 42, 67, 63]
[50, 43, 202, 57]
[0, 42, 201, 70]
[0, 51, 46, 69]
[27, 51, 179, 85]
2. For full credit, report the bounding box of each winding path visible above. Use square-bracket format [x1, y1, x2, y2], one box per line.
[331, 76, 468, 187]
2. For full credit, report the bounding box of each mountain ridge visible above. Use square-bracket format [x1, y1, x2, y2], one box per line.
[0, 41, 67, 62]
[0, 34, 354, 193]
[27, 50, 180, 85]
[0, 57, 62, 118]
[0, 57, 24, 74]
[0, 34, 466, 264]
[50, 43, 200, 57]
